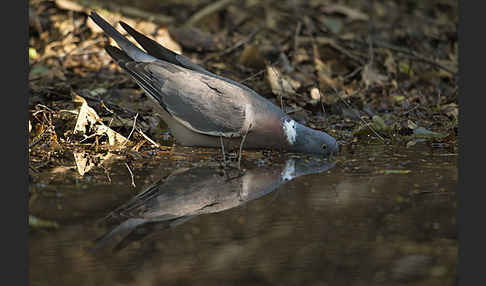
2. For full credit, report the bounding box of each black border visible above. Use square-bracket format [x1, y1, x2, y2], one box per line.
[458, 0, 478, 285]
[6, 0, 28, 285]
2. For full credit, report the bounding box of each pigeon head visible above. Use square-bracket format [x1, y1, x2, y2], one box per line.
[281, 118, 339, 156]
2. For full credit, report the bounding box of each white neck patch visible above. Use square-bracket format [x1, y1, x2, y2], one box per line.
[282, 119, 297, 145]
[281, 159, 296, 181]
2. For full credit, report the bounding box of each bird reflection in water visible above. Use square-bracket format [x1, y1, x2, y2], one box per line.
[92, 156, 335, 251]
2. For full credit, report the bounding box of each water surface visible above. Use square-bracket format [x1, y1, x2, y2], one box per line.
[29, 143, 457, 286]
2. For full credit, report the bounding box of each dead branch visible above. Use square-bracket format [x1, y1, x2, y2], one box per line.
[55, 0, 174, 25]
[185, 0, 234, 27]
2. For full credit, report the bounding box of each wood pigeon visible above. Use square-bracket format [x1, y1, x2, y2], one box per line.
[89, 11, 338, 155]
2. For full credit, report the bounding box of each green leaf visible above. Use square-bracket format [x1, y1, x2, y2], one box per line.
[29, 215, 59, 229]
[321, 17, 343, 34]
[382, 170, 411, 175]
[29, 47, 38, 60]
[30, 65, 49, 76]
[413, 127, 447, 139]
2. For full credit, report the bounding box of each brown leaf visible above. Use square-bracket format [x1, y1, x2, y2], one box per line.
[239, 44, 266, 70]
[169, 27, 216, 52]
[73, 93, 102, 134]
[313, 43, 336, 89]
[72, 93, 131, 146]
[50, 166, 75, 174]
[74, 151, 114, 176]
[266, 66, 300, 97]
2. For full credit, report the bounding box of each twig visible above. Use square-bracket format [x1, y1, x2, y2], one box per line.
[124, 162, 136, 188]
[239, 56, 283, 84]
[399, 53, 456, 74]
[29, 127, 48, 148]
[185, 0, 234, 27]
[136, 128, 160, 148]
[55, 0, 174, 25]
[34, 104, 55, 113]
[271, 66, 287, 111]
[354, 39, 457, 74]
[343, 66, 363, 81]
[299, 36, 365, 65]
[293, 21, 302, 57]
[123, 113, 138, 145]
[102, 165, 112, 183]
[78, 92, 138, 118]
[79, 133, 99, 143]
[117, 6, 174, 25]
[367, 35, 374, 64]
[203, 29, 260, 63]
[63, 39, 105, 58]
[240, 69, 266, 83]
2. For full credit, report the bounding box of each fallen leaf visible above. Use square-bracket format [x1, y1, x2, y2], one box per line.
[353, 114, 392, 137]
[382, 170, 411, 175]
[313, 43, 337, 89]
[74, 151, 114, 176]
[398, 61, 413, 76]
[73, 93, 102, 134]
[29, 47, 38, 60]
[50, 166, 75, 174]
[169, 27, 216, 52]
[29, 215, 59, 229]
[406, 138, 426, 148]
[72, 93, 131, 146]
[29, 64, 49, 77]
[73, 151, 90, 176]
[407, 120, 418, 129]
[131, 139, 147, 152]
[239, 44, 266, 70]
[320, 16, 343, 34]
[372, 115, 387, 130]
[266, 66, 300, 97]
[55, 0, 84, 12]
[413, 127, 447, 139]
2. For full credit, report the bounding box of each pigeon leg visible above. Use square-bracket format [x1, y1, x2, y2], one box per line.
[237, 123, 251, 170]
[219, 135, 227, 168]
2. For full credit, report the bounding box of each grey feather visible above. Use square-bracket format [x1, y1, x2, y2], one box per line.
[117, 59, 248, 136]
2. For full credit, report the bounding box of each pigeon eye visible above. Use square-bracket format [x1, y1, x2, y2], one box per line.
[321, 144, 327, 150]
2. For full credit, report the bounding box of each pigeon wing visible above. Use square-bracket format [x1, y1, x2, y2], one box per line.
[113, 56, 248, 137]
